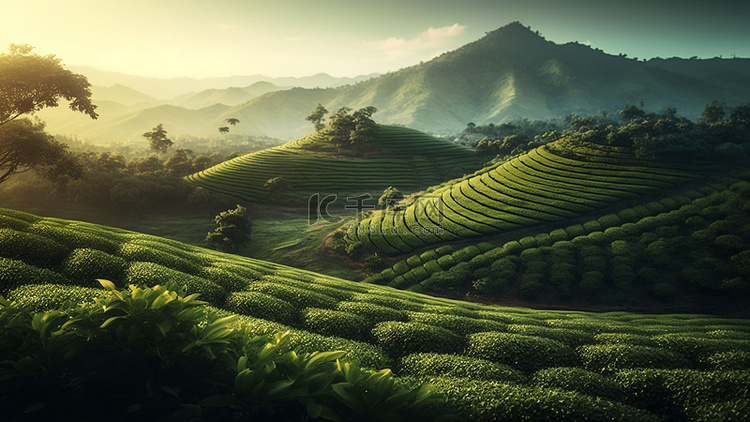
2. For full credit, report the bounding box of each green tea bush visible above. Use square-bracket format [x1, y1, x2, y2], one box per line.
[119, 242, 202, 275]
[565, 224, 585, 239]
[583, 220, 603, 233]
[502, 240, 523, 254]
[518, 274, 544, 300]
[422, 260, 443, 275]
[618, 208, 640, 223]
[476, 242, 495, 252]
[534, 233, 553, 246]
[392, 260, 410, 275]
[597, 214, 622, 229]
[61, 248, 128, 284]
[0, 228, 70, 269]
[434, 245, 454, 256]
[301, 308, 369, 340]
[531, 367, 623, 400]
[399, 353, 525, 383]
[652, 333, 750, 366]
[594, 333, 657, 347]
[704, 350, 750, 370]
[224, 291, 298, 325]
[0, 257, 71, 294]
[337, 301, 408, 326]
[349, 293, 423, 312]
[247, 281, 338, 310]
[407, 266, 430, 283]
[422, 376, 659, 422]
[452, 245, 480, 262]
[406, 254, 422, 268]
[0, 215, 30, 231]
[197, 266, 252, 291]
[407, 311, 506, 336]
[518, 236, 537, 249]
[549, 228, 569, 243]
[506, 324, 594, 347]
[124, 262, 225, 303]
[0, 208, 39, 222]
[371, 321, 464, 357]
[27, 224, 120, 254]
[466, 331, 578, 373]
[646, 201, 667, 214]
[419, 250, 438, 262]
[7, 284, 103, 311]
[436, 254, 455, 270]
[579, 271, 605, 296]
[577, 344, 691, 373]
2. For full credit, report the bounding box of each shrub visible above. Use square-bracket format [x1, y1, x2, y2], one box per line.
[205, 204, 252, 252]
[651, 334, 750, 366]
[579, 271, 605, 296]
[393, 260, 410, 275]
[407, 311, 506, 336]
[0, 215, 30, 231]
[0, 228, 70, 269]
[502, 240, 523, 254]
[422, 260, 443, 275]
[61, 248, 128, 284]
[337, 301, 407, 327]
[506, 324, 594, 347]
[549, 228, 569, 243]
[371, 321, 464, 357]
[399, 353, 525, 383]
[518, 236, 537, 249]
[583, 220, 603, 234]
[577, 344, 691, 373]
[124, 262, 225, 304]
[0, 257, 71, 294]
[685, 215, 709, 229]
[594, 333, 657, 347]
[534, 233, 553, 246]
[565, 224, 585, 239]
[714, 234, 744, 251]
[301, 308, 369, 340]
[224, 291, 298, 325]
[26, 224, 120, 254]
[119, 242, 201, 274]
[247, 281, 338, 310]
[531, 367, 623, 401]
[198, 266, 253, 291]
[436, 254, 456, 270]
[466, 331, 578, 373]
[704, 350, 750, 370]
[597, 214, 622, 229]
[452, 246, 480, 262]
[419, 249, 438, 262]
[434, 245, 454, 256]
[7, 284, 103, 311]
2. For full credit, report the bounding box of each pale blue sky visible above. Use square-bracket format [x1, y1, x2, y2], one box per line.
[1, 0, 747, 78]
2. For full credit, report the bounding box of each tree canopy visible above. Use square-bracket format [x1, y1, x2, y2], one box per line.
[143, 123, 173, 154]
[0, 45, 96, 184]
[0, 44, 97, 126]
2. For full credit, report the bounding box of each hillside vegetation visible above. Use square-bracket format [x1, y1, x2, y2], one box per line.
[185, 125, 481, 202]
[1, 207, 749, 420]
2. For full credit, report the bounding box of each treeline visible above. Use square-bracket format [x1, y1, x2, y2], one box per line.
[465, 102, 750, 163]
[0, 148, 238, 215]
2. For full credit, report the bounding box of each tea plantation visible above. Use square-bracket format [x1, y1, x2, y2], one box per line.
[185, 125, 481, 202]
[1, 207, 749, 420]
[351, 139, 705, 255]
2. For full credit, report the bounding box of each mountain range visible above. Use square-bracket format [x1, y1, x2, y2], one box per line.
[38, 22, 750, 143]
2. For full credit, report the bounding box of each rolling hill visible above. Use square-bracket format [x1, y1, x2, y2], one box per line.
[1, 207, 749, 420]
[184, 125, 483, 202]
[214, 22, 750, 139]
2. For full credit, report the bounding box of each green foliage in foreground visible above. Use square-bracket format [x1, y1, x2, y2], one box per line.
[1, 207, 750, 421]
[0, 282, 445, 421]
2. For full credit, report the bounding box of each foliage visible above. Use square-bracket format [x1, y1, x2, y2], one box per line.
[142, 123, 173, 155]
[0, 282, 448, 421]
[306, 103, 328, 132]
[378, 186, 404, 209]
[205, 204, 253, 252]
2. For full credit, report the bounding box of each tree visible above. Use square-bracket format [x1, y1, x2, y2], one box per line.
[226, 118, 240, 126]
[205, 204, 252, 252]
[349, 106, 378, 145]
[0, 45, 96, 185]
[219, 126, 230, 135]
[0, 44, 97, 126]
[306, 104, 328, 132]
[701, 101, 725, 124]
[378, 186, 403, 210]
[143, 123, 173, 154]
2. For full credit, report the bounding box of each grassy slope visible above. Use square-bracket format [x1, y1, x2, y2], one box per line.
[185, 125, 482, 202]
[1, 207, 749, 421]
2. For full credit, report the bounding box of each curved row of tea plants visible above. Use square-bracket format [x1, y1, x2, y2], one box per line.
[185, 125, 481, 202]
[1, 207, 749, 421]
[351, 139, 699, 255]
[366, 178, 750, 308]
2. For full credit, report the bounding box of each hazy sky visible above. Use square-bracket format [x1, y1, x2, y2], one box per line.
[1, 0, 748, 79]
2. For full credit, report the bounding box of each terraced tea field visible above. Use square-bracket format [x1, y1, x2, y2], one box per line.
[367, 177, 750, 309]
[1, 207, 749, 420]
[351, 139, 704, 255]
[185, 125, 481, 202]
